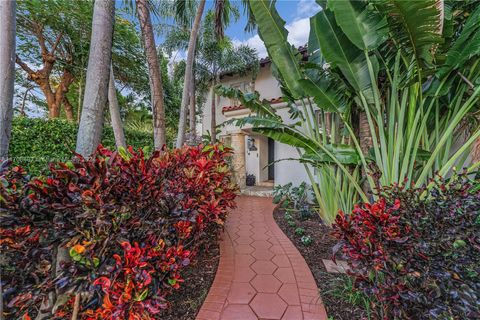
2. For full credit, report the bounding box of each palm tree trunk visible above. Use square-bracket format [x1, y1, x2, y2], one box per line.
[358, 111, 372, 155]
[472, 137, 480, 164]
[108, 65, 126, 149]
[75, 0, 115, 157]
[0, 0, 16, 160]
[210, 80, 217, 144]
[471, 114, 480, 165]
[188, 74, 196, 143]
[136, 0, 166, 149]
[176, 0, 206, 148]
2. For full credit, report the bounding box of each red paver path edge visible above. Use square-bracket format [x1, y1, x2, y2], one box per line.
[196, 196, 328, 320]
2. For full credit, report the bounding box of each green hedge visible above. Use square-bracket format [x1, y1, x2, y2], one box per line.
[9, 117, 155, 175]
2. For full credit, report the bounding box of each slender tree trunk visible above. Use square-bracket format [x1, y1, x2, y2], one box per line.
[136, 0, 166, 149]
[77, 78, 83, 123]
[0, 0, 16, 160]
[62, 96, 74, 121]
[188, 74, 196, 143]
[108, 65, 126, 149]
[210, 80, 217, 144]
[70, 293, 81, 320]
[176, 0, 206, 148]
[76, 0, 115, 157]
[20, 86, 32, 116]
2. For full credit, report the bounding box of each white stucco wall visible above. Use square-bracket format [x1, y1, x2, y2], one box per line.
[201, 64, 310, 187]
[273, 142, 309, 186]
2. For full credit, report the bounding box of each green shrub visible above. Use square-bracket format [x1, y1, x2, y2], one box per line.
[300, 235, 312, 246]
[273, 182, 312, 211]
[294, 227, 305, 236]
[9, 117, 157, 175]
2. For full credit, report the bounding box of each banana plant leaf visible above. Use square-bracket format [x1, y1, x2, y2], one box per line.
[248, 0, 305, 98]
[252, 127, 318, 152]
[438, 5, 480, 78]
[299, 77, 349, 113]
[302, 144, 361, 165]
[310, 9, 377, 94]
[328, 0, 388, 51]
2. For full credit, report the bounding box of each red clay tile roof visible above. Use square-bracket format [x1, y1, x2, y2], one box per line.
[222, 97, 284, 113]
[259, 45, 308, 67]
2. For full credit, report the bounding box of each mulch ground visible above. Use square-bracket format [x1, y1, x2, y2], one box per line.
[159, 237, 220, 320]
[273, 207, 367, 320]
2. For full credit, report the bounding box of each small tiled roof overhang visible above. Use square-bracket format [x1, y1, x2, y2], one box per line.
[220, 45, 308, 113]
[259, 45, 308, 67]
[222, 97, 283, 113]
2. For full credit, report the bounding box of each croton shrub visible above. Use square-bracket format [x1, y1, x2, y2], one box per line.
[333, 174, 480, 319]
[0, 144, 237, 319]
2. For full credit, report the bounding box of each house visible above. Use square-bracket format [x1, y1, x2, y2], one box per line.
[200, 47, 310, 191]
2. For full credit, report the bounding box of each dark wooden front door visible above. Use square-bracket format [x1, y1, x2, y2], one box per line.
[268, 138, 275, 180]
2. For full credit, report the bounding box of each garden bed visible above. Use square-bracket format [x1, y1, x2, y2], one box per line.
[1, 145, 237, 319]
[159, 238, 220, 320]
[273, 207, 368, 320]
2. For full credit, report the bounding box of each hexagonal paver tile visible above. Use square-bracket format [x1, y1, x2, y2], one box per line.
[270, 245, 285, 254]
[278, 283, 300, 305]
[282, 306, 303, 320]
[221, 304, 257, 320]
[251, 232, 270, 241]
[234, 244, 254, 254]
[252, 215, 265, 222]
[237, 224, 252, 231]
[234, 254, 254, 268]
[274, 268, 296, 283]
[268, 237, 280, 245]
[236, 229, 253, 237]
[252, 248, 275, 261]
[251, 260, 277, 275]
[250, 293, 287, 319]
[252, 226, 268, 233]
[251, 240, 272, 249]
[272, 255, 291, 268]
[232, 267, 256, 282]
[234, 236, 253, 245]
[227, 282, 257, 304]
[251, 274, 282, 293]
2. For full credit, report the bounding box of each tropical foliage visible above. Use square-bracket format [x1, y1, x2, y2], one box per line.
[1, 144, 237, 319]
[220, 0, 480, 224]
[198, 11, 259, 143]
[15, 0, 147, 121]
[333, 173, 480, 319]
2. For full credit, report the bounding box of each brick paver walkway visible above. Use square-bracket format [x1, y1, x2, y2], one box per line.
[196, 196, 328, 320]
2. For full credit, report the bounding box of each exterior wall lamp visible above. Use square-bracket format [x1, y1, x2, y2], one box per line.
[247, 136, 257, 151]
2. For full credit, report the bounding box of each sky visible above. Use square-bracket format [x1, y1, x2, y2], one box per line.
[202, 0, 321, 58]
